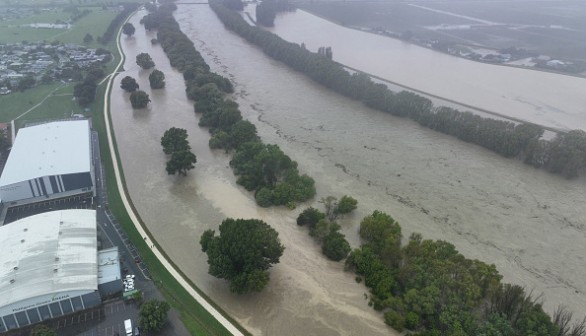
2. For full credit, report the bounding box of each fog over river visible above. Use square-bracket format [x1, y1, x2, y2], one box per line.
[109, 6, 586, 335]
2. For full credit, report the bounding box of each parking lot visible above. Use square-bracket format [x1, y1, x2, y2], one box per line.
[59, 300, 139, 336]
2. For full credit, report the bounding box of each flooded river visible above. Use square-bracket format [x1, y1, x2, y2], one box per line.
[268, 8, 586, 132]
[109, 6, 586, 335]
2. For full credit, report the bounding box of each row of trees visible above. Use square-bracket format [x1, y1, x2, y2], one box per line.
[252, 0, 292, 27]
[342, 210, 586, 335]
[160, 127, 197, 176]
[296, 195, 357, 261]
[210, 0, 586, 179]
[150, 5, 316, 207]
[100, 3, 139, 44]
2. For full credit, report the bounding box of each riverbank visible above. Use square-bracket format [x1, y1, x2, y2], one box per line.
[109, 7, 399, 336]
[294, 6, 586, 81]
[267, 7, 586, 133]
[101, 11, 247, 336]
[104, 3, 586, 334]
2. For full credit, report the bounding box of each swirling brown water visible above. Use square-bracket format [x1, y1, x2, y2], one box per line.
[109, 6, 586, 335]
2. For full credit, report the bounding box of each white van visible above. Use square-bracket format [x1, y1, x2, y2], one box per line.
[124, 319, 133, 335]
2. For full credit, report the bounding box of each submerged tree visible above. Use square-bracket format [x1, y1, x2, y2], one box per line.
[129, 90, 150, 108]
[122, 22, 135, 37]
[165, 149, 196, 176]
[200, 218, 284, 294]
[120, 76, 139, 92]
[149, 69, 166, 89]
[136, 52, 155, 69]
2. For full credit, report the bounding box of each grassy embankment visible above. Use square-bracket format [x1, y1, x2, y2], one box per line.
[0, 5, 248, 336]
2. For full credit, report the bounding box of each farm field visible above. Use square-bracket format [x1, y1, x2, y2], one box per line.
[297, 0, 586, 61]
[0, 7, 117, 44]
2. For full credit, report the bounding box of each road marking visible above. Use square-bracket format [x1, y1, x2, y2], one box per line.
[103, 13, 245, 336]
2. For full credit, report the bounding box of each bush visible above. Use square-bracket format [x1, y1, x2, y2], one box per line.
[322, 230, 351, 261]
[384, 310, 405, 332]
[335, 195, 358, 214]
[405, 311, 420, 331]
[255, 187, 273, 207]
[130, 90, 150, 109]
[296, 207, 325, 227]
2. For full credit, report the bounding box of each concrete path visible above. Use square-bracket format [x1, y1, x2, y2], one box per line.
[101, 21, 245, 336]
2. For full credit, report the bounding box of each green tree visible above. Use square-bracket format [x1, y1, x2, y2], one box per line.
[336, 195, 357, 214]
[200, 218, 284, 294]
[359, 210, 402, 267]
[322, 230, 351, 261]
[30, 325, 57, 336]
[309, 219, 339, 242]
[130, 90, 150, 108]
[166, 149, 197, 176]
[138, 299, 170, 332]
[161, 127, 189, 155]
[83, 32, 93, 44]
[149, 69, 166, 89]
[136, 52, 155, 69]
[122, 22, 135, 37]
[296, 207, 325, 228]
[17, 75, 35, 91]
[120, 76, 139, 92]
[73, 79, 97, 106]
[255, 187, 273, 207]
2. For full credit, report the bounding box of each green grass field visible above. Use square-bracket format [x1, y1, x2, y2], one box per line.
[6, 10, 70, 26]
[52, 8, 117, 45]
[1, 0, 143, 6]
[0, 7, 117, 44]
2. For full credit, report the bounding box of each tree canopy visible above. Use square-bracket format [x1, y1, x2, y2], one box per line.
[149, 69, 166, 89]
[166, 149, 197, 176]
[83, 33, 93, 44]
[339, 209, 584, 335]
[73, 77, 97, 106]
[120, 76, 139, 92]
[151, 2, 315, 206]
[160, 127, 197, 176]
[130, 90, 150, 109]
[138, 299, 170, 332]
[297, 204, 352, 262]
[161, 127, 190, 155]
[336, 195, 358, 214]
[200, 218, 284, 294]
[122, 22, 135, 37]
[136, 52, 155, 69]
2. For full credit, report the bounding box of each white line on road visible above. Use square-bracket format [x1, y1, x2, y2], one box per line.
[103, 15, 245, 336]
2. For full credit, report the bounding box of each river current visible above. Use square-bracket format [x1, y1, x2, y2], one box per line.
[109, 6, 586, 335]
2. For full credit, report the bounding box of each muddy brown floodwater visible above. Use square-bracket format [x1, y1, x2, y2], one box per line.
[109, 6, 586, 335]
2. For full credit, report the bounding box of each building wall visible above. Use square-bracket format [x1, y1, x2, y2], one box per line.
[0, 172, 93, 203]
[0, 180, 32, 202]
[0, 290, 101, 332]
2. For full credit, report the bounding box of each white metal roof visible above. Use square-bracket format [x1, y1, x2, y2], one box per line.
[97, 247, 121, 285]
[0, 210, 97, 309]
[0, 120, 91, 187]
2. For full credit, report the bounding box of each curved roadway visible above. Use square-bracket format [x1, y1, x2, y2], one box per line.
[102, 20, 245, 336]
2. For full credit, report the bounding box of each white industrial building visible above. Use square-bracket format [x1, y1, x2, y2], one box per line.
[0, 210, 121, 332]
[0, 119, 95, 208]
